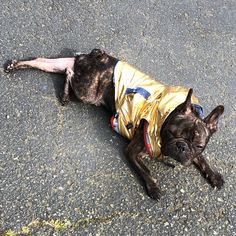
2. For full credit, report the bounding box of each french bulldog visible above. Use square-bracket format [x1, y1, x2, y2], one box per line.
[4, 49, 224, 200]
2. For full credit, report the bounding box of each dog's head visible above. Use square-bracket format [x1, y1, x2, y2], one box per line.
[160, 89, 224, 166]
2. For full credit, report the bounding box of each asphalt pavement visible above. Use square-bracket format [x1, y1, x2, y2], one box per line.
[0, 0, 235, 235]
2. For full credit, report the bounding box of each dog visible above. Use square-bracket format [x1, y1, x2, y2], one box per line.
[4, 49, 224, 200]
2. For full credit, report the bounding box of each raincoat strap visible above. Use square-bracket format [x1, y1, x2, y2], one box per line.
[143, 121, 152, 157]
[125, 87, 150, 99]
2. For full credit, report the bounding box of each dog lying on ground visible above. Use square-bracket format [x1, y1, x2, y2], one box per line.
[4, 49, 224, 200]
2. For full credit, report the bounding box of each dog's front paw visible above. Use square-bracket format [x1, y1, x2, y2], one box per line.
[146, 182, 162, 200]
[209, 172, 224, 189]
[4, 60, 17, 73]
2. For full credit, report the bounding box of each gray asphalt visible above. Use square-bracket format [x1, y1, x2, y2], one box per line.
[0, 0, 235, 235]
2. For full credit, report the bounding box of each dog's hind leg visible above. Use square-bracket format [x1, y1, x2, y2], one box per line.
[4, 57, 75, 74]
[4, 57, 76, 105]
[61, 67, 74, 105]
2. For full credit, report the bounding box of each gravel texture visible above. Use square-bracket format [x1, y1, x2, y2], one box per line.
[0, 0, 235, 235]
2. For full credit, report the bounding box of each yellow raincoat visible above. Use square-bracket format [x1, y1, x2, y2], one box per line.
[111, 61, 200, 158]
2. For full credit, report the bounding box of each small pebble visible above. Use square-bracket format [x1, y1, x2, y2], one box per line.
[164, 222, 169, 227]
[217, 197, 223, 202]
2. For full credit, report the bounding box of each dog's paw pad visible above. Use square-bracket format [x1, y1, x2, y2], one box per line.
[58, 93, 70, 106]
[146, 183, 162, 200]
[61, 99, 69, 106]
[4, 60, 17, 73]
[210, 172, 224, 189]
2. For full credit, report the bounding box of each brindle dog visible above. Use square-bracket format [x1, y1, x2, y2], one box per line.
[4, 49, 224, 200]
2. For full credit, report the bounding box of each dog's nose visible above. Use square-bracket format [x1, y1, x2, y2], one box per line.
[176, 141, 187, 152]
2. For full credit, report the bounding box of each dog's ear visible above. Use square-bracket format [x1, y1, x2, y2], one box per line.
[179, 88, 193, 114]
[204, 105, 224, 133]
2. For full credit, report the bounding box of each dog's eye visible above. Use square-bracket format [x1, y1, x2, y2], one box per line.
[196, 145, 203, 149]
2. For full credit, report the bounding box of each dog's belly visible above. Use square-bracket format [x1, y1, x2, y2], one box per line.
[71, 49, 117, 113]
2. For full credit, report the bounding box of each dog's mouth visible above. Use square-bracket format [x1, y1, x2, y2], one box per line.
[179, 157, 192, 167]
[168, 154, 192, 166]
[161, 141, 193, 166]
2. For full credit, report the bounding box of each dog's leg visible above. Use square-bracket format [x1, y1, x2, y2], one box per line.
[5, 57, 76, 105]
[61, 67, 74, 105]
[125, 121, 162, 200]
[193, 154, 224, 188]
[4, 57, 75, 74]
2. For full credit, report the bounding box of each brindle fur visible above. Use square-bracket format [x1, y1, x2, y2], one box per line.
[4, 49, 224, 200]
[71, 49, 117, 113]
